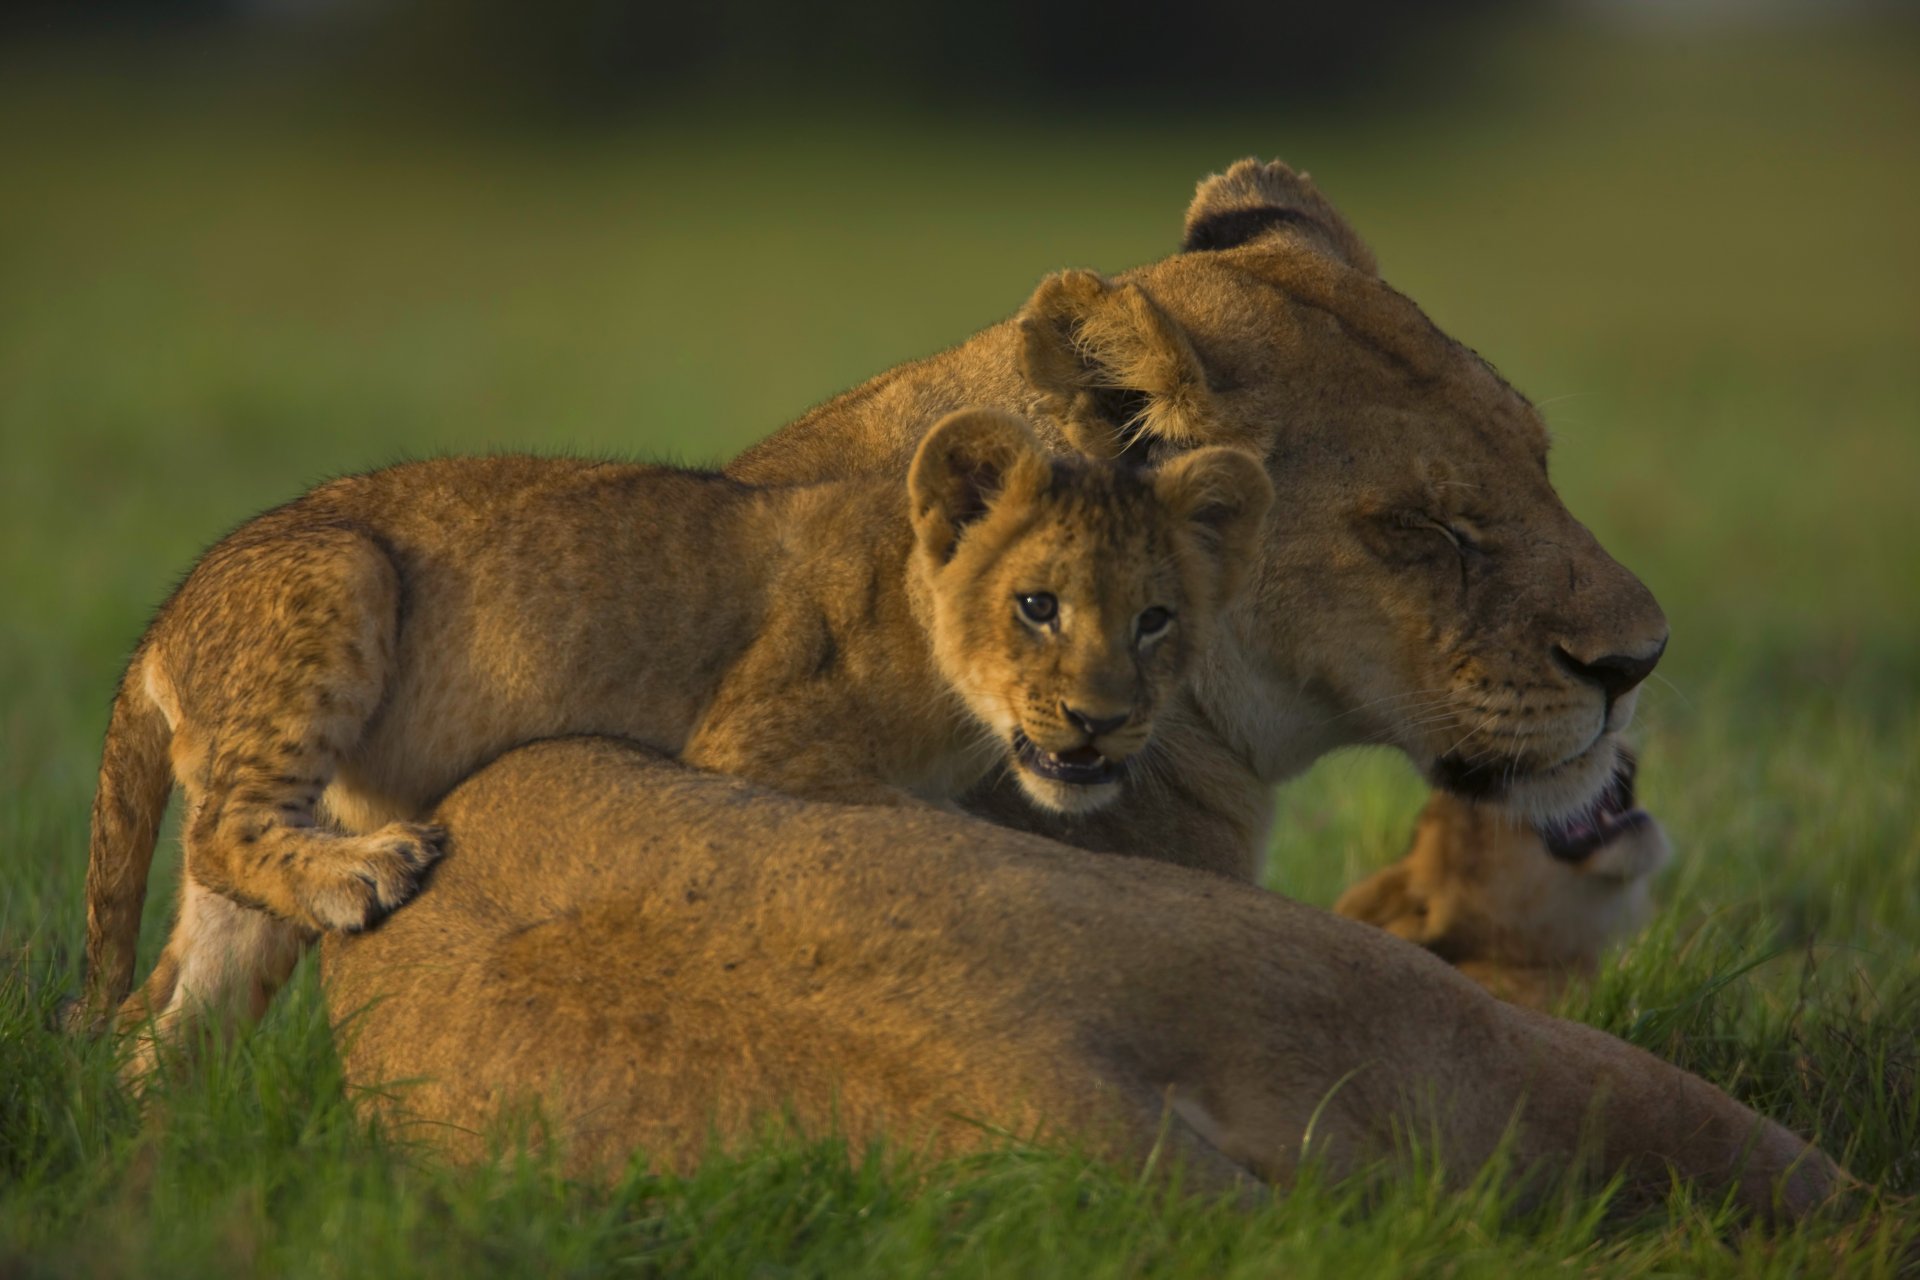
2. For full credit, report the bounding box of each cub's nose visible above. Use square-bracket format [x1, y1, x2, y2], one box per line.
[1063, 705, 1129, 739]
[1554, 636, 1668, 706]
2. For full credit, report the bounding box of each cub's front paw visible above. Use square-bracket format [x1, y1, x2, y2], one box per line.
[306, 823, 448, 933]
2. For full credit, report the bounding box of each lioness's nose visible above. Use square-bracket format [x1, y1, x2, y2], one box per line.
[1555, 635, 1667, 706]
[1063, 705, 1129, 738]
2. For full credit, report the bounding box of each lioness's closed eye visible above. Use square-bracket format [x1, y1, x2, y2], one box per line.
[74, 405, 1271, 1079]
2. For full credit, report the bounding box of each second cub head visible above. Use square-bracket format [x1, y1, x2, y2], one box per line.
[908, 408, 1272, 815]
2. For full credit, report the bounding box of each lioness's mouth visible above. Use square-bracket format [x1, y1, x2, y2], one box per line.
[1536, 750, 1652, 863]
[1012, 730, 1122, 786]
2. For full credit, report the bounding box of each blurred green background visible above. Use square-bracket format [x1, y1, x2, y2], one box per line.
[2, 3, 1918, 1272]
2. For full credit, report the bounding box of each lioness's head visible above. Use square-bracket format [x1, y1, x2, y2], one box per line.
[907, 408, 1271, 815]
[1013, 158, 1669, 827]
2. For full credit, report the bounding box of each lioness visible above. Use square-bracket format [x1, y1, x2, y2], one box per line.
[320, 161, 1827, 1217]
[728, 158, 1671, 886]
[1336, 752, 1673, 1009]
[76, 408, 1271, 1069]
[324, 737, 1839, 1220]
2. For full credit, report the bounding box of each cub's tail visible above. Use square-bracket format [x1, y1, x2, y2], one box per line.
[68, 657, 174, 1034]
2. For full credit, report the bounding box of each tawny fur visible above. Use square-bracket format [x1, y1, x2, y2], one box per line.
[77, 409, 1269, 1077]
[323, 738, 1842, 1222]
[1336, 793, 1672, 1010]
[729, 157, 1671, 881]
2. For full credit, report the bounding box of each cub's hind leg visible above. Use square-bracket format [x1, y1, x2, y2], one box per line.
[117, 881, 305, 1084]
[128, 526, 444, 1055]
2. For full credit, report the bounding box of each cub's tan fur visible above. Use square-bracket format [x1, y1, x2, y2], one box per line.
[324, 737, 1840, 1221]
[728, 158, 1670, 882]
[1336, 787, 1672, 1010]
[79, 409, 1270, 1072]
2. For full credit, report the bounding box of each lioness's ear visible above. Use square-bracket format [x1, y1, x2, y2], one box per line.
[1149, 445, 1273, 588]
[908, 408, 1046, 563]
[1017, 269, 1217, 463]
[1182, 157, 1377, 275]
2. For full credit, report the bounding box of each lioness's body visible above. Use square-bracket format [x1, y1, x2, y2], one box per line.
[325, 738, 1836, 1219]
[85, 416, 1269, 1068]
[311, 161, 1834, 1216]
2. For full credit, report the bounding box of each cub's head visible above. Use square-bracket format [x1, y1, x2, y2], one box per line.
[1334, 750, 1672, 1009]
[1012, 157, 1670, 830]
[907, 408, 1271, 815]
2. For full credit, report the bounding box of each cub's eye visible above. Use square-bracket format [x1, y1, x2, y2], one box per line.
[1016, 592, 1058, 625]
[1135, 606, 1174, 641]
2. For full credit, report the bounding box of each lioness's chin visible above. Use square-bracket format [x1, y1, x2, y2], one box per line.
[1429, 735, 1625, 830]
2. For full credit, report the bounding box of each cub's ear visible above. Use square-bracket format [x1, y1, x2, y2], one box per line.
[1018, 269, 1222, 463]
[908, 408, 1047, 563]
[1148, 445, 1273, 587]
[1182, 157, 1377, 275]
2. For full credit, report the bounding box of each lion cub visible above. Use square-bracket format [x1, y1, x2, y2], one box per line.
[1334, 751, 1671, 1009]
[76, 408, 1271, 1067]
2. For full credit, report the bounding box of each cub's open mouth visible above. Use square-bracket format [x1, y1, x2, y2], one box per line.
[1536, 750, 1652, 863]
[1012, 730, 1122, 786]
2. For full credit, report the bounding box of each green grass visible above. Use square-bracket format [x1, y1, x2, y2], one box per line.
[3, 21, 1918, 1276]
